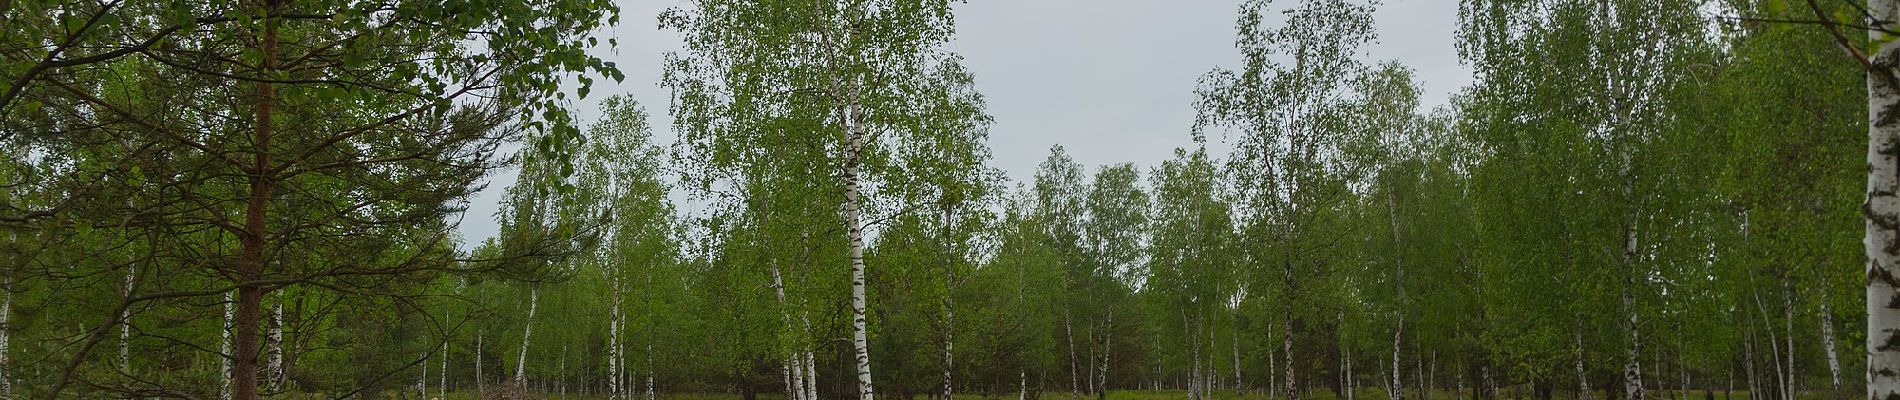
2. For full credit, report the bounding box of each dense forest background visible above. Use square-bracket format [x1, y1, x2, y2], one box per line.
[0, 0, 1878, 399]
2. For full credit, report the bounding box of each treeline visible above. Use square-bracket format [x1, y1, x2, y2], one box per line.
[0, 0, 1872, 399]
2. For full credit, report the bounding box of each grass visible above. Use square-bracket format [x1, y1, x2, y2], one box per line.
[381, 388, 1845, 400]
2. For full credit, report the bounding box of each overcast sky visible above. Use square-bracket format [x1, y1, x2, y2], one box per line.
[451, 0, 1472, 248]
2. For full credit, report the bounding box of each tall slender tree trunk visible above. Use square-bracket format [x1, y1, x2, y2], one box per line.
[647, 342, 657, 400]
[1269, 333, 1278, 400]
[1186, 309, 1201, 400]
[1344, 337, 1355, 400]
[476, 332, 485, 394]
[1392, 318, 1405, 400]
[611, 273, 624, 400]
[1745, 330, 1758, 400]
[841, 91, 876, 400]
[942, 203, 958, 400]
[120, 264, 133, 371]
[1756, 290, 1785, 400]
[441, 310, 450, 396]
[772, 255, 805, 400]
[1867, 3, 1900, 396]
[268, 291, 286, 393]
[1021, 369, 1028, 400]
[222, 292, 236, 400]
[1068, 309, 1081, 400]
[1101, 314, 1113, 400]
[518, 287, 538, 382]
[1820, 302, 1841, 394]
[1781, 281, 1795, 400]
[420, 347, 430, 399]
[1234, 315, 1244, 397]
[1578, 331, 1592, 400]
[2, 280, 12, 398]
[229, 2, 281, 399]
[1285, 322, 1299, 400]
[1621, 234, 1644, 400]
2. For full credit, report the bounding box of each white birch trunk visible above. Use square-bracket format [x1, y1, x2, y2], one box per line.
[1284, 326, 1297, 400]
[1233, 321, 1243, 396]
[221, 291, 235, 400]
[1757, 291, 1786, 400]
[1745, 330, 1758, 400]
[1344, 341, 1355, 400]
[611, 278, 623, 400]
[771, 257, 802, 400]
[1184, 310, 1198, 400]
[121, 264, 133, 371]
[1268, 333, 1277, 400]
[1621, 227, 1644, 400]
[1067, 310, 1080, 399]
[1391, 316, 1404, 400]
[1869, 3, 1900, 396]
[1576, 331, 1591, 400]
[268, 292, 285, 393]
[1, 282, 10, 399]
[647, 342, 657, 400]
[1821, 302, 1841, 393]
[518, 287, 538, 382]
[1781, 282, 1795, 400]
[441, 311, 449, 396]
[842, 93, 876, 400]
[476, 332, 485, 394]
[420, 348, 430, 399]
[1021, 369, 1028, 400]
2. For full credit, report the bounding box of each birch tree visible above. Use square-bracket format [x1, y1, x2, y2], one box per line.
[664, 2, 976, 399]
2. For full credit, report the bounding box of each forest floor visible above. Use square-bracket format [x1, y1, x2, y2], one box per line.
[412, 389, 1836, 400]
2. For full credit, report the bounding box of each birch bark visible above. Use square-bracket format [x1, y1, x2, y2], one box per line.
[839, 83, 876, 400]
[1868, 5, 1900, 398]
[1, 281, 10, 398]
[222, 292, 235, 400]
[268, 292, 285, 392]
[517, 287, 538, 382]
[1820, 302, 1841, 393]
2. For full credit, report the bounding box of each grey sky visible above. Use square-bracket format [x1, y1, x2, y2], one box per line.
[451, 0, 1472, 248]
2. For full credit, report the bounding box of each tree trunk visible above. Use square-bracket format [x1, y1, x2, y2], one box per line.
[442, 311, 450, 396]
[2, 281, 11, 399]
[1344, 339, 1355, 400]
[1820, 302, 1841, 394]
[120, 264, 133, 371]
[611, 273, 624, 400]
[1744, 330, 1757, 400]
[1235, 317, 1244, 397]
[477, 332, 485, 394]
[1393, 316, 1405, 400]
[943, 203, 958, 400]
[647, 341, 657, 400]
[1781, 281, 1795, 400]
[1866, 2, 1900, 398]
[1578, 331, 1592, 400]
[842, 92, 876, 400]
[1021, 369, 1028, 400]
[1269, 333, 1278, 400]
[770, 254, 803, 400]
[518, 287, 538, 382]
[1621, 249, 1644, 400]
[267, 291, 286, 393]
[1186, 309, 1201, 400]
[229, 2, 281, 399]
[222, 291, 236, 400]
[1285, 323, 1299, 400]
[1068, 309, 1081, 400]
[420, 347, 430, 399]
[1755, 290, 1785, 400]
